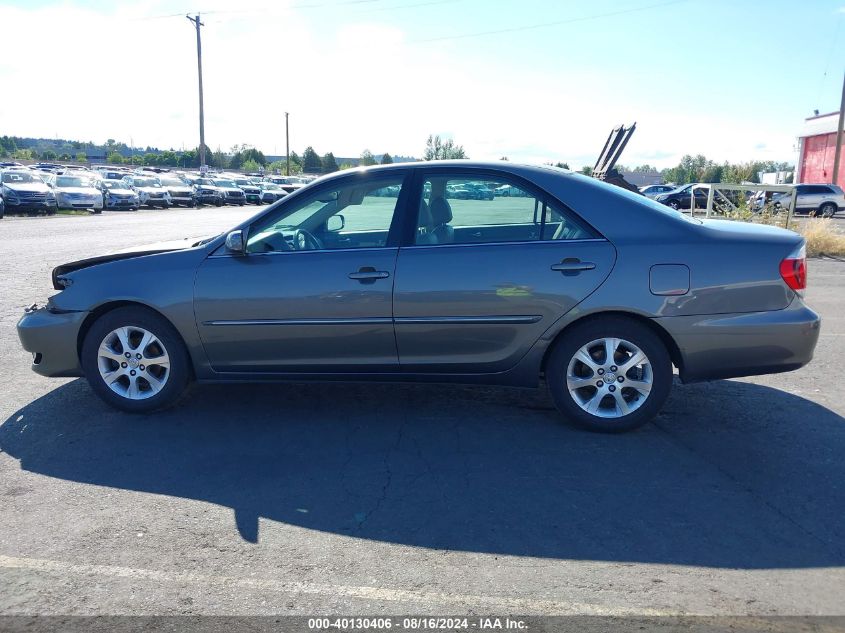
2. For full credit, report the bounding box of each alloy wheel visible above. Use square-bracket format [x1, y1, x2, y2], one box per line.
[566, 337, 653, 418]
[97, 326, 170, 400]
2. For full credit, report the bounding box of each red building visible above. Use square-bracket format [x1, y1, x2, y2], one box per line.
[796, 111, 844, 185]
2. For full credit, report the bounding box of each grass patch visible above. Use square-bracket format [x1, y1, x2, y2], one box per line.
[796, 218, 845, 257]
[55, 209, 96, 216]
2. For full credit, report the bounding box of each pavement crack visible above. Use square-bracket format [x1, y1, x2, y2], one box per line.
[355, 410, 407, 530]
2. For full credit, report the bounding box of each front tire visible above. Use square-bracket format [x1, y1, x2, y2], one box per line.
[819, 202, 837, 218]
[546, 316, 672, 433]
[81, 307, 191, 413]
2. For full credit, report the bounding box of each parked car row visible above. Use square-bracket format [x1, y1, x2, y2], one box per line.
[0, 163, 316, 215]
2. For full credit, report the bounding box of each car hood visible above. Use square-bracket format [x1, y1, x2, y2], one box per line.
[137, 187, 166, 193]
[56, 187, 99, 195]
[51, 236, 216, 290]
[105, 188, 137, 195]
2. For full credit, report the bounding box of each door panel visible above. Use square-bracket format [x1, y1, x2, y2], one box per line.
[194, 249, 398, 372]
[393, 241, 616, 373]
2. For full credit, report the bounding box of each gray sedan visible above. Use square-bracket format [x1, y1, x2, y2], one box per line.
[17, 162, 820, 432]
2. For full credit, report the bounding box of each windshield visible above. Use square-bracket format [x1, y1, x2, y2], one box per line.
[134, 178, 161, 187]
[214, 180, 236, 187]
[56, 176, 94, 188]
[160, 179, 185, 187]
[2, 172, 42, 184]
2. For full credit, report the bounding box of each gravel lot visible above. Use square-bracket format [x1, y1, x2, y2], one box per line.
[0, 207, 844, 616]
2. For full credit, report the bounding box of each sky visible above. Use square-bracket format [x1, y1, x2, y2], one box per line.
[0, 0, 843, 169]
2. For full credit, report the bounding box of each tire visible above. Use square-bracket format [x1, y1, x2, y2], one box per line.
[81, 306, 192, 413]
[819, 202, 837, 218]
[545, 316, 672, 433]
[669, 200, 680, 210]
[216, 199, 223, 207]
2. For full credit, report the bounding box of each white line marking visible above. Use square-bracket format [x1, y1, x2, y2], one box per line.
[0, 554, 668, 615]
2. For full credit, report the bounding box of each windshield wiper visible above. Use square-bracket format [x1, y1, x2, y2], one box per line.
[192, 233, 223, 247]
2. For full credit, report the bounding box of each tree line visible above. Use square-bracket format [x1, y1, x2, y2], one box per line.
[574, 155, 794, 185]
[2, 134, 794, 183]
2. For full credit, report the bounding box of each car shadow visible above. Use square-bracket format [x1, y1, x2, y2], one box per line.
[1, 378, 843, 569]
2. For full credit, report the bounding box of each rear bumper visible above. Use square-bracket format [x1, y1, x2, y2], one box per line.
[656, 300, 820, 383]
[17, 306, 87, 377]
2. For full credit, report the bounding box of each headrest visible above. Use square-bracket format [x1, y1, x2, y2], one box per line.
[429, 197, 453, 224]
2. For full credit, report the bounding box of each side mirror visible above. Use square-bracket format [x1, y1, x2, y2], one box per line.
[225, 229, 246, 254]
[327, 214, 345, 232]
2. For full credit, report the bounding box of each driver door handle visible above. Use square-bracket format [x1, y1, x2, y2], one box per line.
[348, 267, 390, 282]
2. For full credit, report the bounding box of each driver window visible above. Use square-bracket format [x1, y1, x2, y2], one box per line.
[246, 177, 404, 253]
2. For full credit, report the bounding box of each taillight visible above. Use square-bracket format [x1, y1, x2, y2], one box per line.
[779, 243, 807, 295]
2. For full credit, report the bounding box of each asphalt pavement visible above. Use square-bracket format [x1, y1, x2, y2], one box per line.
[0, 206, 843, 616]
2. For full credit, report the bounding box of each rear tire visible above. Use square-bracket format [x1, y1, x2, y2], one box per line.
[546, 316, 672, 433]
[81, 307, 192, 413]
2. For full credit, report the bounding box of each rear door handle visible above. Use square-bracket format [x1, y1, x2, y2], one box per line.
[551, 259, 595, 272]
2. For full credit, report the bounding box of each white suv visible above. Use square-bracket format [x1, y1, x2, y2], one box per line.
[776, 184, 844, 217]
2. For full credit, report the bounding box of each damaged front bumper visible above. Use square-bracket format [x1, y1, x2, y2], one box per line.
[17, 303, 88, 377]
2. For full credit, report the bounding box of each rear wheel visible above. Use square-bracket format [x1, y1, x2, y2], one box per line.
[81, 307, 191, 413]
[546, 316, 672, 432]
[819, 202, 837, 218]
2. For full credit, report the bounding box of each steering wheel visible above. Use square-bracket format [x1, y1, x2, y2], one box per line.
[292, 229, 323, 251]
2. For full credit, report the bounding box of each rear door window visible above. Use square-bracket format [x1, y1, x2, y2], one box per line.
[413, 173, 595, 245]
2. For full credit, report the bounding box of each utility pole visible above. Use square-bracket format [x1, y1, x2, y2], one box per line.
[285, 112, 290, 176]
[832, 71, 845, 186]
[186, 14, 206, 170]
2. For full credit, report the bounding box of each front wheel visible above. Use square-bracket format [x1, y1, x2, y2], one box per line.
[669, 200, 680, 210]
[819, 202, 837, 218]
[546, 316, 672, 433]
[81, 307, 191, 413]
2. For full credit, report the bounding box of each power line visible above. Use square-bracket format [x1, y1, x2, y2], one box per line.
[815, 10, 843, 108]
[413, 0, 689, 43]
